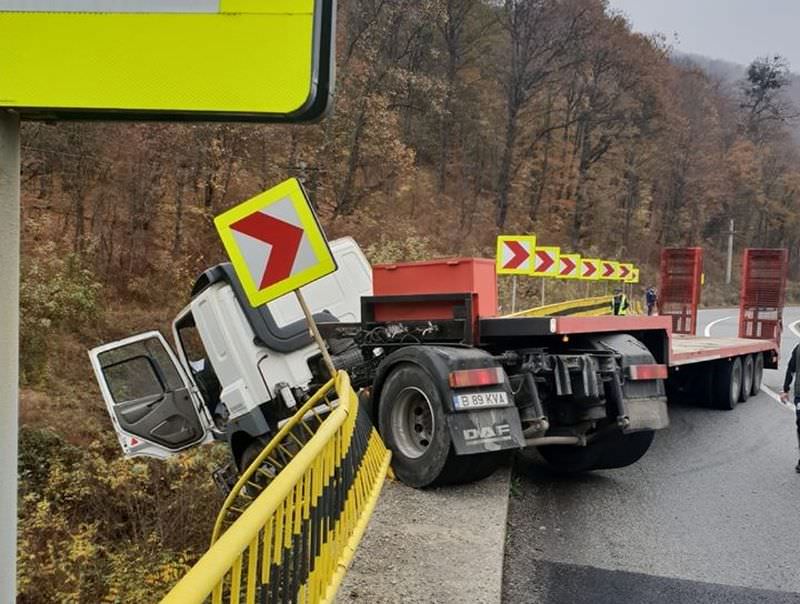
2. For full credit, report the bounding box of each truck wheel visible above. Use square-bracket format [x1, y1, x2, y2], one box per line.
[378, 363, 500, 487]
[538, 430, 655, 474]
[713, 357, 742, 411]
[740, 355, 754, 402]
[751, 353, 764, 396]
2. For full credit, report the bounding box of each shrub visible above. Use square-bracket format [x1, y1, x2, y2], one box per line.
[17, 426, 226, 603]
[20, 247, 102, 385]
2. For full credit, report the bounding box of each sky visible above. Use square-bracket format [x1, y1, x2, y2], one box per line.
[608, 0, 800, 70]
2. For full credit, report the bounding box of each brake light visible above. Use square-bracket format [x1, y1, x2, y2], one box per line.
[627, 364, 668, 380]
[449, 367, 505, 389]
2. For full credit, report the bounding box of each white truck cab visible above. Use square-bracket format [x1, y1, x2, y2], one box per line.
[89, 237, 372, 466]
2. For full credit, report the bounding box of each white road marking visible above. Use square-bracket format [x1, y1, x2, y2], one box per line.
[703, 315, 734, 337]
[760, 384, 795, 413]
[789, 319, 800, 339]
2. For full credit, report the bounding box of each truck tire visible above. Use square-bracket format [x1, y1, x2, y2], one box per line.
[712, 357, 742, 411]
[740, 355, 754, 402]
[538, 430, 655, 474]
[378, 363, 501, 487]
[751, 353, 764, 396]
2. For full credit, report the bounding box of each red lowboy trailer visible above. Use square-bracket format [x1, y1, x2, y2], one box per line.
[319, 248, 787, 487]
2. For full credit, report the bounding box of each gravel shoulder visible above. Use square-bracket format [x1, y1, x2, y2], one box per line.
[337, 467, 512, 604]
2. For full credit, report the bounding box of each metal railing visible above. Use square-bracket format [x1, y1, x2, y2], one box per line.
[508, 295, 614, 318]
[161, 371, 391, 604]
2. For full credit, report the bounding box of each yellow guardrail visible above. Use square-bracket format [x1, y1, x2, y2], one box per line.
[161, 371, 391, 604]
[508, 295, 614, 318]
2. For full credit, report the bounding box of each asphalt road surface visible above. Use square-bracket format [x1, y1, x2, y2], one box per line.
[503, 308, 800, 604]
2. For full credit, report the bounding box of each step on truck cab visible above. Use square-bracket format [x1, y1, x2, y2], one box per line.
[89, 237, 373, 473]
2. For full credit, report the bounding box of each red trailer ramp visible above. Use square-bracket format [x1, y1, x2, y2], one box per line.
[739, 248, 788, 344]
[659, 248, 703, 335]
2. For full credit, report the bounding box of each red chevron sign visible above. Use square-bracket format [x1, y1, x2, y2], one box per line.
[215, 178, 337, 307]
[535, 250, 556, 273]
[559, 254, 580, 278]
[581, 259, 599, 279]
[602, 262, 615, 278]
[503, 241, 531, 270]
[619, 264, 633, 280]
[532, 246, 560, 277]
[230, 212, 304, 289]
[496, 236, 536, 275]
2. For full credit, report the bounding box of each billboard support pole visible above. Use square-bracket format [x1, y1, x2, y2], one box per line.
[0, 109, 20, 603]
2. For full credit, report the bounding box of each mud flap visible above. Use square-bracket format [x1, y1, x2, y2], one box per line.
[622, 397, 669, 433]
[447, 408, 525, 455]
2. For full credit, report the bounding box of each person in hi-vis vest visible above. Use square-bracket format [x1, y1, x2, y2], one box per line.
[611, 288, 629, 316]
[780, 343, 800, 473]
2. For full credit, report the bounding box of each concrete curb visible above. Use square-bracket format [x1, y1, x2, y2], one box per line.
[337, 467, 512, 604]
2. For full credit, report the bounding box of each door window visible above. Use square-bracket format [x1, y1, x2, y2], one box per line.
[103, 355, 163, 404]
[98, 338, 183, 392]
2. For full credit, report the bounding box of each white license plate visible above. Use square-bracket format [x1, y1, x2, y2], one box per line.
[453, 391, 509, 410]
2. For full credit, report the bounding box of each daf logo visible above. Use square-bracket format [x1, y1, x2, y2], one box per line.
[463, 424, 512, 441]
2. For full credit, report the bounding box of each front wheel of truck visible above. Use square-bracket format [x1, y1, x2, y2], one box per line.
[537, 430, 655, 474]
[378, 363, 501, 488]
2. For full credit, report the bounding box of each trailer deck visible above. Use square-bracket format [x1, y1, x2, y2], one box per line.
[669, 334, 778, 367]
[479, 314, 779, 370]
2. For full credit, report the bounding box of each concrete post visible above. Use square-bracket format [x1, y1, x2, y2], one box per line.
[0, 110, 20, 603]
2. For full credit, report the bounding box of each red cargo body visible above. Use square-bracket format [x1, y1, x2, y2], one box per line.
[372, 258, 498, 325]
[739, 248, 788, 343]
[659, 248, 703, 336]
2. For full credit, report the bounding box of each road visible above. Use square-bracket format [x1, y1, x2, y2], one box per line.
[503, 308, 800, 604]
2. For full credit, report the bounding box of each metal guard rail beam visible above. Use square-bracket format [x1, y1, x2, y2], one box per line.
[161, 371, 391, 604]
[508, 295, 614, 318]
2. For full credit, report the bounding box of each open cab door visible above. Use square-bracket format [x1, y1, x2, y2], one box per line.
[89, 331, 214, 460]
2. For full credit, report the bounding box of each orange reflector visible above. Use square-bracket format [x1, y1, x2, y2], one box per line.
[448, 367, 505, 389]
[627, 364, 668, 380]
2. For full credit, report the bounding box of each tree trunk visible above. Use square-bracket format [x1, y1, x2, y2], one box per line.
[622, 147, 639, 253]
[496, 105, 519, 228]
[336, 105, 368, 216]
[571, 118, 592, 248]
[73, 189, 85, 254]
[530, 94, 555, 225]
[173, 186, 184, 257]
[438, 52, 458, 194]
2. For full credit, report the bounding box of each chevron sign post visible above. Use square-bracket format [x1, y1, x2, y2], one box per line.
[532, 246, 560, 277]
[618, 263, 634, 281]
[215, 178, 336, 307]
[215, 178, 339, 376]
[496, 235, 537, 313]
[580, 258, 602, 281]
[559, 254, 581, 279]
[599, 260, 621, 281]
[496, 236, 537, 275]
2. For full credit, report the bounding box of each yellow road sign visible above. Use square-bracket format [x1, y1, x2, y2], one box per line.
[558, 254, 581, 279]
[626, 268, 640, 284]
[599, 260, 620, 281]
[580, 258, 601, 281]
[618, 263, 635, 281]
[532, 246, 560, 277]
[0, 0, 334, 121]
[214, 178, 336, 307]
[496, 236, 537, 275]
